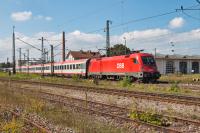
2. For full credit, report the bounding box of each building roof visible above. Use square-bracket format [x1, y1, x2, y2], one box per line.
[66, 50, 101, 59]
[155, 53, 200, 60]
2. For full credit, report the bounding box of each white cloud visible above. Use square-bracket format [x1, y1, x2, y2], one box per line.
[45, 16, 52, 21]
[1, 28, 200, 62]
[169, 17, 185, 29]
[11, 11, 32, 22]
[35, 15, 53, 21]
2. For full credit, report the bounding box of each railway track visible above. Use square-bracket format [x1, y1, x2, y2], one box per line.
[0, 108, 51, 133]
[1, 78, 200, 106]
[11, 86, 200, 133]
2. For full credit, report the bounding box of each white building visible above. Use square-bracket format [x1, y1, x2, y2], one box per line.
[155, 54, 200, 75]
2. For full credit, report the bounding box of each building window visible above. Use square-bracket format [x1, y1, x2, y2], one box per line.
[179, 62, 187, 74]
[166, 61, 174, 74]
[192, 62, 199, 73]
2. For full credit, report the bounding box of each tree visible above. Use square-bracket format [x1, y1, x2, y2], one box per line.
[109, 44, 131, 56]
[0, 62, 13, 68]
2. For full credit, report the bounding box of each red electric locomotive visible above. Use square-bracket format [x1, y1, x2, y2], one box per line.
[88, 53, 160, 82]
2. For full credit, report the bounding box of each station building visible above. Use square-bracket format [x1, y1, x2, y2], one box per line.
[155, 54, 200, 75]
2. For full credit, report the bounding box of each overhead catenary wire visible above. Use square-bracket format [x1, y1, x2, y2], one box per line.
[182, 11, 200, 21]
[16, 38, 41, 51]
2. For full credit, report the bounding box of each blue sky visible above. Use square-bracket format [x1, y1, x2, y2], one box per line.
[0, 0, 200, 62]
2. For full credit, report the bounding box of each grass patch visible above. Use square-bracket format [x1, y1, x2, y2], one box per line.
[0, 71, 200, 97]
[120, 76, 132, 87]
[159, 74, 200, 84]
[1, 117, 24, 132]
[168, 81, 180, 93]
[0, 81, 129, 133]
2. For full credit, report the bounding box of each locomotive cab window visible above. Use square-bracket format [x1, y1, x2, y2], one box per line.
[133, 58, 138, 64]
[142, 56, 155, 65]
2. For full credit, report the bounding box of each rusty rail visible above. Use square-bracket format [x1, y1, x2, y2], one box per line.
[1, 78, 200, 106]
[14, 87, 200, 133]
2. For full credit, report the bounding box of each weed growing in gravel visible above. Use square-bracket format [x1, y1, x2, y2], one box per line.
[129, 109, 171, 127]
[120, 76, 132, 87]
[1, 117, 23, 132]
[169, 81, 180, 93]
[27, 99, 45, 113]
[129, 99, 171, 127]
[72, 74, 82, 82]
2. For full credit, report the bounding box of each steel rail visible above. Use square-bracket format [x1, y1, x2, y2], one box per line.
[1, 78, 200, 106]
[0, 108, 51, 133]
[10, 110, 51, 133]
[13, 87, 200, 133]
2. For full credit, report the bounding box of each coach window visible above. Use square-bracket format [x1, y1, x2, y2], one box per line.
[76, 64, 78, 69]
[64, 65, 66, 69]
[70, 65, 72, 69]
[133, 58, 138, 64]
[78, 64, 81, 69]
[73, 64, 75, 69]
[67, 65, 69, 70]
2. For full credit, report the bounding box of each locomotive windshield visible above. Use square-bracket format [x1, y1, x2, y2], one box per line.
[141, 56, 156, 65]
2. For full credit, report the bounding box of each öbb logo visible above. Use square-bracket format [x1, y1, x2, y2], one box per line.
[117, 63, 124, 69]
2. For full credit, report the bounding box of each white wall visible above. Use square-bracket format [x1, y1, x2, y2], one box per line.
[156, 58, 200, 75]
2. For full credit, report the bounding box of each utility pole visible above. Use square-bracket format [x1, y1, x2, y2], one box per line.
[27, 49, 29, 75]
[105, 20, 112, 57]
[44, 48, 46, 63]
[62, 31, 66, 62]
[19, 48, 21, 72]
[12, 26, 16, 74]
[39, 37, 45, 77]
[154, 48, 157, 58]
[123, 37, 127, 55]
[50, 45, 54, 76]
[23, 53, 26, 61]
[46, 51, 49, 62]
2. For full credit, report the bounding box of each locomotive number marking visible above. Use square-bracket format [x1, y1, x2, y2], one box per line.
[117, 63, 124, 69]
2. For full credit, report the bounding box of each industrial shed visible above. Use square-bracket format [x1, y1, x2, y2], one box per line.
[155, 54, 200, 75]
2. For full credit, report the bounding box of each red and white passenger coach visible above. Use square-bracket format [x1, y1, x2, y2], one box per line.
[17, 52, 160, 82]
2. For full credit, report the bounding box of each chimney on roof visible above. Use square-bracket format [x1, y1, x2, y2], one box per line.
[62, 31, 65, 62]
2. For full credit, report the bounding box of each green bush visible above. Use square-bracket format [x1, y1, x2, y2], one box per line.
[72, 74, 81, 82]
[169, 81, 180, 92]
[121, 76, 132, 87]
[130, 111, 170, 126]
